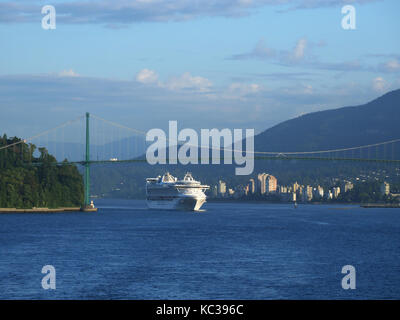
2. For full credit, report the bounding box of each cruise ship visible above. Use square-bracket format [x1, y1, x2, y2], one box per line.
[146, 172, 210, 211]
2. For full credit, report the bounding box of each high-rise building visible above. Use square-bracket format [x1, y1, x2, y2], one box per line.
[212, 185, 218, 197]
[244, 184, 250, 196]
[257, 173, 268, 194]
[218, 180, 226, 197]
[301, 186, 311, 202]
[266, 175, 277, 193]
[293, 182, 300, 193]
[279, 186, 288, 194]
[333, 187, 341, 198]
[344, 181, 354, 192]
[381, 182, 390, 196]
[315, 185, 324, 198]
[308, 186, 313, 201]
[249, 178, 256, 194]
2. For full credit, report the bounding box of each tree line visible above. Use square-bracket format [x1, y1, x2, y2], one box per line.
[0, 134, 83, 208]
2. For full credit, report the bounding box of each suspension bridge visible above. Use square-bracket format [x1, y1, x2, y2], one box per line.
[1, 112, 399, 210]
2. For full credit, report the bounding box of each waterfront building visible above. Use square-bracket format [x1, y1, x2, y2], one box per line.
[279, 186, 288, 194]
[212, 185, 218, 197]
[380, 182, 390, 196]
[249, 178, 256, 194]
[306, 185, 313, 201]
[244, 184, 250, 196]
[344, 181, 354, 192]
[333, 187, 341, 198]
[301, 186, 313, 202]
[218, 180, 227, 197]
[257, 173, 268, 194]
[314, 185, 324, 198]
[266, 175, 278, 193]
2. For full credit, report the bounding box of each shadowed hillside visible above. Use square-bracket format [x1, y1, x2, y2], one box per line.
[254, 89, 400, 152]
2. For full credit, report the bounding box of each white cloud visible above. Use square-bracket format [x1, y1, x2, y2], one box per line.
[136, 69, 212, 92]
[163, 72, 212, 92]
[372, 77, 386, 92]
[292, 38, 307, 60]
[58, 69, 79, 77]
[384, 59, 400, 72]
[229, 83, 260, 95]
[251, 39, 276, 58]
[136, 68, 159, 84]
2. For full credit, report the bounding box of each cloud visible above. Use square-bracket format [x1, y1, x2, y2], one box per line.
[58, 69, 80, 77]
[226, 82, 261, 99]
[0, 71, 395, 139]
[229, 37, 386, 73]
[278, 0, 379, 12]
[230, 37, 311, 64]
[162, 72, 212, 92]
[372, 76, 386, 92]
[134, 69, 213, 92]
[292, 38, 307, 61]
[230, 38, 276, 60]
[0, 0, 381, 25]
[136, 69, 159, 84]
[382, 59, 400, 72]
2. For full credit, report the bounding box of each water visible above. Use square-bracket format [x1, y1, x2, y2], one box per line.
[0, 199, 399, 299]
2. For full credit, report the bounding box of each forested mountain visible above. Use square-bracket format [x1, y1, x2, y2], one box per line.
[254, 89, 400, 152]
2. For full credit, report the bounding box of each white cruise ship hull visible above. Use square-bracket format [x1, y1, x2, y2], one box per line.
[147, 195, 206, 211]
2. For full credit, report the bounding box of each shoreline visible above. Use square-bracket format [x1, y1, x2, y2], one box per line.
[207, 199, 400, 208]
[0, 207, 98, 213]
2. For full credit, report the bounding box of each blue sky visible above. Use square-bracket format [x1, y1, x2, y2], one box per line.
[0, 0, 399, 139]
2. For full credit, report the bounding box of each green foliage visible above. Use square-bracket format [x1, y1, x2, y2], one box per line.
[0, 135, 83, 208]
[335, 180, 398, 203]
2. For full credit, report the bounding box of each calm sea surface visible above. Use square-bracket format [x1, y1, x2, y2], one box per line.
[0, 199, 399, 299]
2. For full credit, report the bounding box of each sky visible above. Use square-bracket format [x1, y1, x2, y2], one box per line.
[0, 0, 399, 139]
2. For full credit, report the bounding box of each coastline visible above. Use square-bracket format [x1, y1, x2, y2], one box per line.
[207, 199, 400, 208]
[0, 207, 96, 213]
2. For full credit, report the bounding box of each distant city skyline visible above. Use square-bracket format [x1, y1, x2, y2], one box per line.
[212, 170, 399, 204]
[1, 0, 399, 139]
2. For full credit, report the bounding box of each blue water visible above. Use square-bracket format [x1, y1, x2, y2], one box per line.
[0, 199, 399, 299]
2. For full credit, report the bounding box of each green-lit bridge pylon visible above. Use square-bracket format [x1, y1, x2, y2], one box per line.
[82, 112, 97, 211]
[84, 112, 90, 207]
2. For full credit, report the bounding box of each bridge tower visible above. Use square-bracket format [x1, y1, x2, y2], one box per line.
[82, 112, 97, 212]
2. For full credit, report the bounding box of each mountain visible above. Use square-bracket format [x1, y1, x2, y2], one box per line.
[254, 89, 400, 152]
